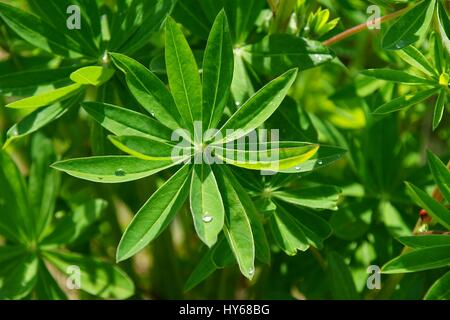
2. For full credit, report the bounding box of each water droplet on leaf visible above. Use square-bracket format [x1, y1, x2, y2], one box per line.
[248, 268, 255, 276]
[318, 160, 323, 165]
[115, 169, 126, 176]
[202, 214, 213, 223]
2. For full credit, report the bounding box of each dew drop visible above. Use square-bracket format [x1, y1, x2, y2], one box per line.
[295, 166, 301, 170]
[202, 214, 213, 223]
[248, 268, 255, 276]
[10, 127, 18, 136]
[150, 111, 155, 117]
[318, 160, 323, 165]
[235, 101, 241, 107]
[115, 169, 126, 176]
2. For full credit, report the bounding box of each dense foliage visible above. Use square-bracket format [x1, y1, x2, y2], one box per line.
[0, 0, 449, 300]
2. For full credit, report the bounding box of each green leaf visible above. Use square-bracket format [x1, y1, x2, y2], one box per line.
[220, 166, 270, 264]
[215, 166, 255, 279]
[184, 248, 217, 292]
[382, 0, 436, 50]
[165, 17, 202, 133]
[202, 10, 234, 130]
[425, 271, 450, 300]
[241, 34, 335, 75]
[118, 0, 175, 55]
[42, 199, 107, 245]
[44, 251, 134, 299]
[117, 164, 191, 262]
[28, 133, 59, 239]
[273, 186, 340, 211]
[397, 46, 438, 77]
[184, 237, 233, 291]
[0, 66, 79, 95]
[382, 245, 450, 273]
[172, 0, 211, 39]
[0, 253, 38, 299]
[4, 93, 81, 148]
[276, 145, 347, 173]
[361, 69, 435, 85]
[270, 207, 309, 255]
[437, 1, 450, 54]
[6, 84, 84, 109]
[52, 156, 181, 183]
[406, 182, 450, 229]
[109, 53, 183, 131]
[427, 151, 450, 204]
[432, 89, 446, 130]
[0, 151, 31, 243]
[27, 0, 100, 56]
[70, 66, 115, 86]
[327, 251, 359, 299]
[224, 0, 265, 44]
[109, 135, 191, 161]
[398, 235, 450, 249]
[82, 102, 173, 141]
[217, 68, 298, 143]
[372, 87, 439, 114]
[0, 3, 91, 58]
[190, 164, 225, 247]
[35, 260, 67, 300]
[212, 142, 319, 172]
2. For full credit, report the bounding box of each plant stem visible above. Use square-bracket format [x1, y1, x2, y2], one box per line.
[323, 7, 409, 46]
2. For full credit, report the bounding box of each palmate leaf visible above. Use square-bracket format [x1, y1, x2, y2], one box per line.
[4, 93, 82, 148]
[397, 46, 438, 77]
[372, 87, 440, 114]
[110, 53, 184, 131]
[27, 0, 100, 57]
[43, 251, 134, 299]
[28, 133, 59, 239]
[51, 156, 182, 183]
[108, 135, 191, 161]
[6, 84, 84, 109]
[0, 253, 38, 299]
[70, 67, 115, 86]
[190, 164, 225, 247]
[216, 68, 298, 143]
[214, 166, 255, 279]
[212, 142, 319, 171]
[0, 3, 92, 58]
[270, 203, 332, 254]
[272, 185, 341, 211]
[427, 151, 450, 203]
[382, 245, 450, 273]
[34, 260, 67, 300]
[382, 0, 436, 50]
[0, 152, 32, 243]
[82, 102, 173, 141]
[241, 34, 335, 75]
[219, 166, 270, 265]
[202, 10, 234, 130]
[116, 164, 191, 262]
[0, 65, 79, 95]
[41, 199, 107, 246]
[361, 69, 435, 85]
[165, 17, 202, 134]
